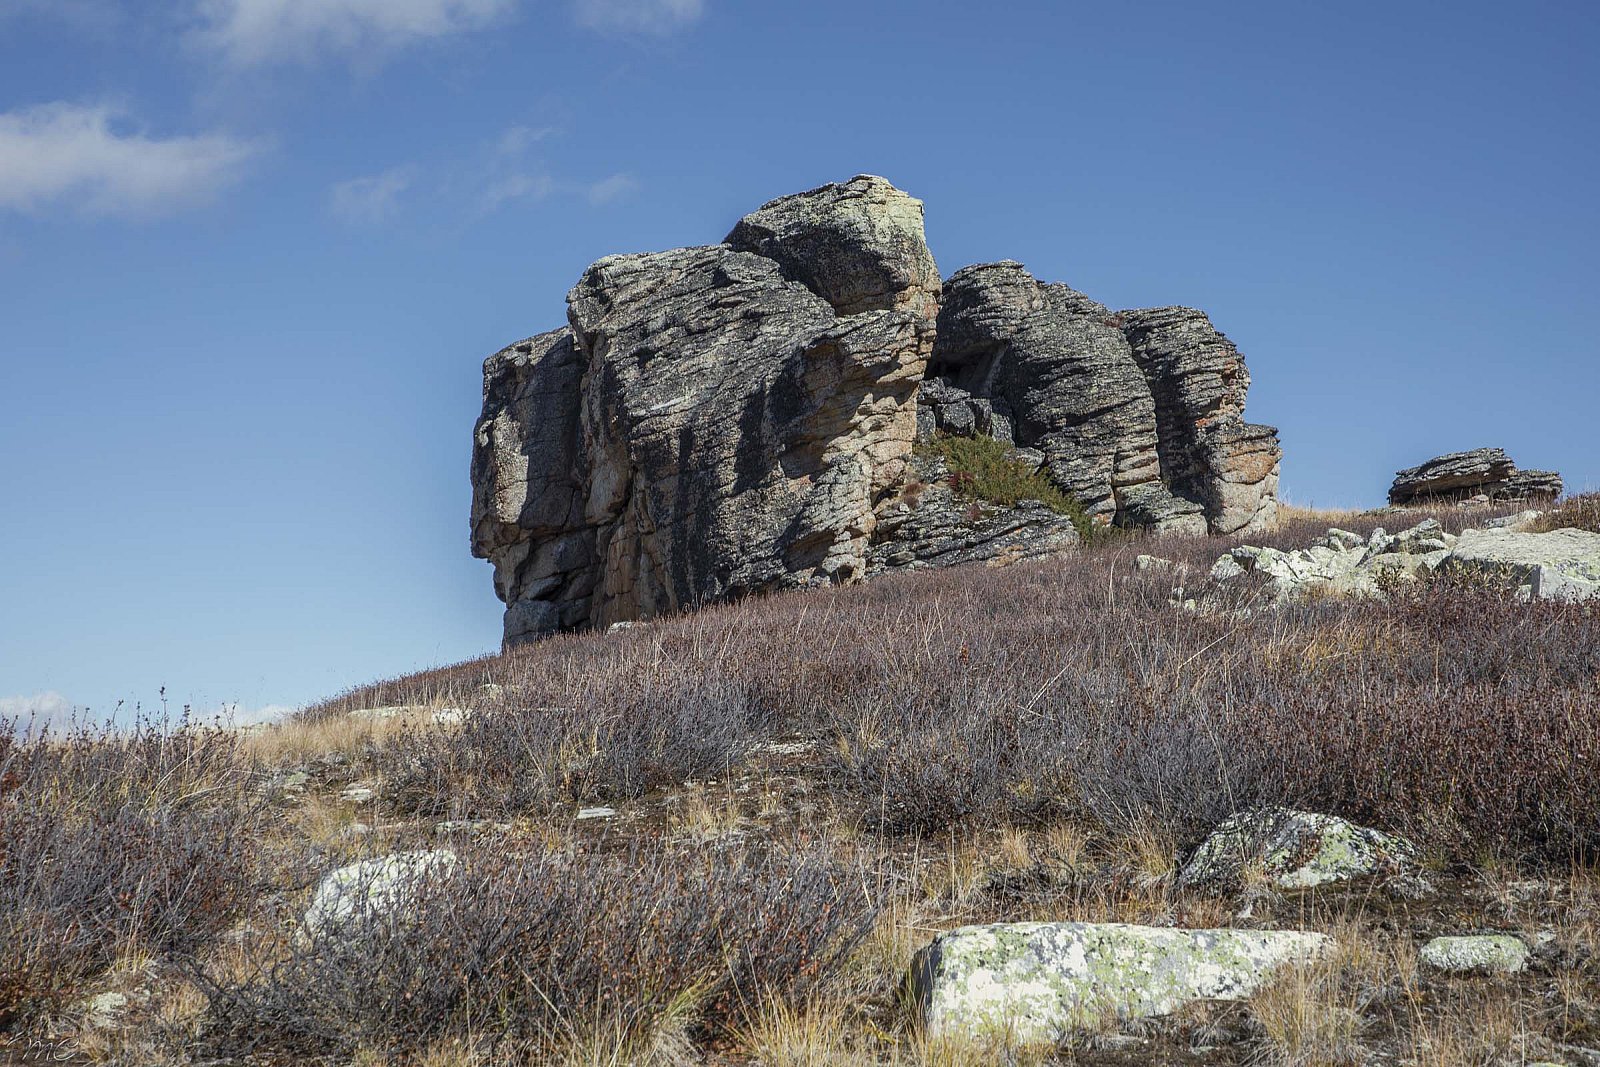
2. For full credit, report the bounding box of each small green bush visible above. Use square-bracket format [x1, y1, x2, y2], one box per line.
[922, 434, 1092, 537]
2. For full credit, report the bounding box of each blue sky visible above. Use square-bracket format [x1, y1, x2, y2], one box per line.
[2, 0, 1596, 723]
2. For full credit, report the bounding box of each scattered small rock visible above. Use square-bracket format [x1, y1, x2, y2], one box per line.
[575, 806, 618, 820]
[339, 784, 376, 803]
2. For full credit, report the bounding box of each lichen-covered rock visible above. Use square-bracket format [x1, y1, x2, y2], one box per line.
[1390, 447, 1563, 505]
[302, 850, 457, 939]
[1121, 307, 1281, 534]
[1179, 809, 1415, 891]
[911, 921, 1330, 1043]
[1445, 527, 1600, 601]
[1419, 934, 1530, 974]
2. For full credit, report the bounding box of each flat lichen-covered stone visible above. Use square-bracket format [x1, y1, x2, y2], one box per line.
[1419, 934, 1530, 974]
[1446, 527, 1600, 601]
[910, 921, 1330, 1043]
[1179, 809, 1415, 891]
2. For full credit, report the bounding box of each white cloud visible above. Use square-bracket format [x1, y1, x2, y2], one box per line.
[194, 0, 515, 66]
[0, 102, 258, 217]
[586, 172, 638, 205]
[0, 691, 79, 731]
[329, 166, 413, 223]
[573, 0, 703, 34]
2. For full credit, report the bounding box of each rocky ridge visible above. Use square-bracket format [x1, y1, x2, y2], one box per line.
[472, 176, 1280, 643]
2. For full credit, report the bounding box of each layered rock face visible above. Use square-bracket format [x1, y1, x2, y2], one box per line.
[1389, 447, 1562, 506]
[926, 262, 1280, 535]
[472, 176, 1281, 643]
[472, 176, 936, 644]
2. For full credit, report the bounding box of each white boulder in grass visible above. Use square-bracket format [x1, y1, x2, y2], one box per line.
[1179, 809, 1415, 891]
[302, 850, 457, 939]
[1419, 934, 1530, 974]
[910, 922, 1331, 1043]
[1446, 527, 1600, 601]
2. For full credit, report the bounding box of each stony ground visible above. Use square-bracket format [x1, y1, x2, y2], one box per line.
[3, 497, 1597, 1066]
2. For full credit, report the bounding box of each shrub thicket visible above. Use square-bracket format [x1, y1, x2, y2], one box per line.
[343, 502, 1599, 862]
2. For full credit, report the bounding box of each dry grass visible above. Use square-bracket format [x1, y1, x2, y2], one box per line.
[6, 497, 1597, 1064]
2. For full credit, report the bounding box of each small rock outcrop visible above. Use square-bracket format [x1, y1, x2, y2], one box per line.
[472, 177, 1280, 643]
[1179, 809, 1414, 892]
[1390, 448, 1563, 506]
[1207, 519, 1600, 604]
[911, 921, 1330, 1043]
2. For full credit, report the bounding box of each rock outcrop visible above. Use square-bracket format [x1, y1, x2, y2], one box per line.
[923, 263, 1280, 535]
[473, 177, 936, 643]
[1122, 307, 1282, 534]
[911, 921, 1330, 1043]
[472, 176, 1281, 643]
[1390, 448, 1563, 506]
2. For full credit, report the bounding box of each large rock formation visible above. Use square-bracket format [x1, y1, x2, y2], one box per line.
[1389, 447, 1562, 506]
[472, 176, 1281, 644]
[472, 176, 936, 644]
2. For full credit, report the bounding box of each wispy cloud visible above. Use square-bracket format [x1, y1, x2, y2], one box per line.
[478, 171, 554, 213]
[193, 0, 516, 66]
[329, 165, 413, 224]
[0, 102, 259, 217]
[494, 124, 558, 156]
[0, 0, 124, 29]
[573, 0, 703, 34]
[586, 172, 638, 205]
